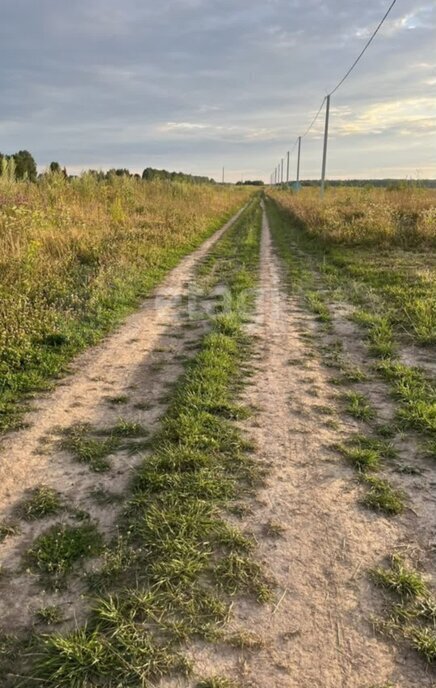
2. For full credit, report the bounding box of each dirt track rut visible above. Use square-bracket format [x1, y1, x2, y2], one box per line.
[185, 205, 434, 688]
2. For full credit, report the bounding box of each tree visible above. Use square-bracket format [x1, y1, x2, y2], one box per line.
[49, 161, 61, 174]
[13, 150, 37, 181]
[107, 168, 131, 178]
[141, 167, 214, 184]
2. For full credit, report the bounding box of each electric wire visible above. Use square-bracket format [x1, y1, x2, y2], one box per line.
[329, 0, 398, 96]
[301, 97, 327, 139]
[273, 0, 399, 178]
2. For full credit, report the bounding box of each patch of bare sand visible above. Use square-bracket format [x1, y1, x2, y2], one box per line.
[328, 304, 436, 570]
[168, 205, 435, 688]
[0, 207, 245, 633]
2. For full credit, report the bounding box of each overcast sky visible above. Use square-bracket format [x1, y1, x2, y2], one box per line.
[0, 0, 435, 182]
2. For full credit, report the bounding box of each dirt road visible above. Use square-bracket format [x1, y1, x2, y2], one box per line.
[0, 200, 433, 686]
[182, 204, 434, 687]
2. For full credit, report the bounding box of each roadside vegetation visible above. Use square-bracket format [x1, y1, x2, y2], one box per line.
[269, 187, 435, 347]
[0, 172, 251, 433]
[265, 187, 435, 665]
[1, 199, 267, 686]
[271, 185, 436, 247]
[266, 189, 435, 446]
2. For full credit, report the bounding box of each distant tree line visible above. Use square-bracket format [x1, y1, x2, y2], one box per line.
[0, 151, 217, 185]
[141, 167, 215, 184]
[236, 180, 264, 186]
[82, 168, 215, 184]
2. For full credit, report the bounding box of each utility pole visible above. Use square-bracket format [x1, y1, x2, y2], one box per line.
[222, 167, 225, 184]
[280, 158, 284, 184]
[286, 151, 290, 184]
[296, 136, 301, 186]
[320, 94, 330, 198]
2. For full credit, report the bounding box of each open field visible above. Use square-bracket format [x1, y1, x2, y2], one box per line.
[0, 175, 251, 433]
[0, 184, 435, 687]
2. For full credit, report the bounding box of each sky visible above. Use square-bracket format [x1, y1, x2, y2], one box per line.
[0, 0, 435, 182]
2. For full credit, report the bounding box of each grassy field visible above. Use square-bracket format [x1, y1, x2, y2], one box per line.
[268, 187, 436, 345]
[0, 174, 251, 432]
[271, 186, 436, 247]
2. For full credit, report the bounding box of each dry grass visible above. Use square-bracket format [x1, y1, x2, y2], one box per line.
[269, 186, 436, 247]
[0, 174, 251, 430]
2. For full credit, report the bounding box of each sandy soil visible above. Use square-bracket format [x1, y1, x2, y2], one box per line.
[179, 206, 435, 688]
[0, 206, 245, 631]
[328, 303, 436, 567]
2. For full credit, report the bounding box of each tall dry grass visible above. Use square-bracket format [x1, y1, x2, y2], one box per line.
[0, 173, 251, 428]
[268, 186, 436, 247]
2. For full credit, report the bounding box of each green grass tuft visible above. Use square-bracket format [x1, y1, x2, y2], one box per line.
[370, 555, 436, 664]
[410, 627, 436, 663]
[306, 291, 331, 323]
[372, 555, 427, 598]
[214, 553, 272, 602]
[30, 624, 191, 687]
[352, 310, 395, 359]
[109, 418, 149, 437]
[344, 392, 376, 422]
[227, 630, 264, 649]
[35, 605, 64, 626]
[0, 521, 20, 543]
[377, 361, 436, 434]
[361, 476, 404, 515]
[26, 523, 103, 588]
[196, 677, 242, 688]
[18, 486, 63, 521]
[106, 395, 129, 405]
[338, 445, 380, 472]
[61, 423, 119, 472]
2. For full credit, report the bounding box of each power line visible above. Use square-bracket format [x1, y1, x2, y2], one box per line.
[272, 0, 400, 187]
[296, 0, 397, 144]
[289, 137, 299, 154]
[329, 0, 398, 97]
[301, 97, 326, 138]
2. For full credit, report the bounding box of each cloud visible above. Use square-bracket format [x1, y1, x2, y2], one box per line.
[332, 97, 436, 137]
[158, 121, 279, 142]
[0, 0, 434, 180]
